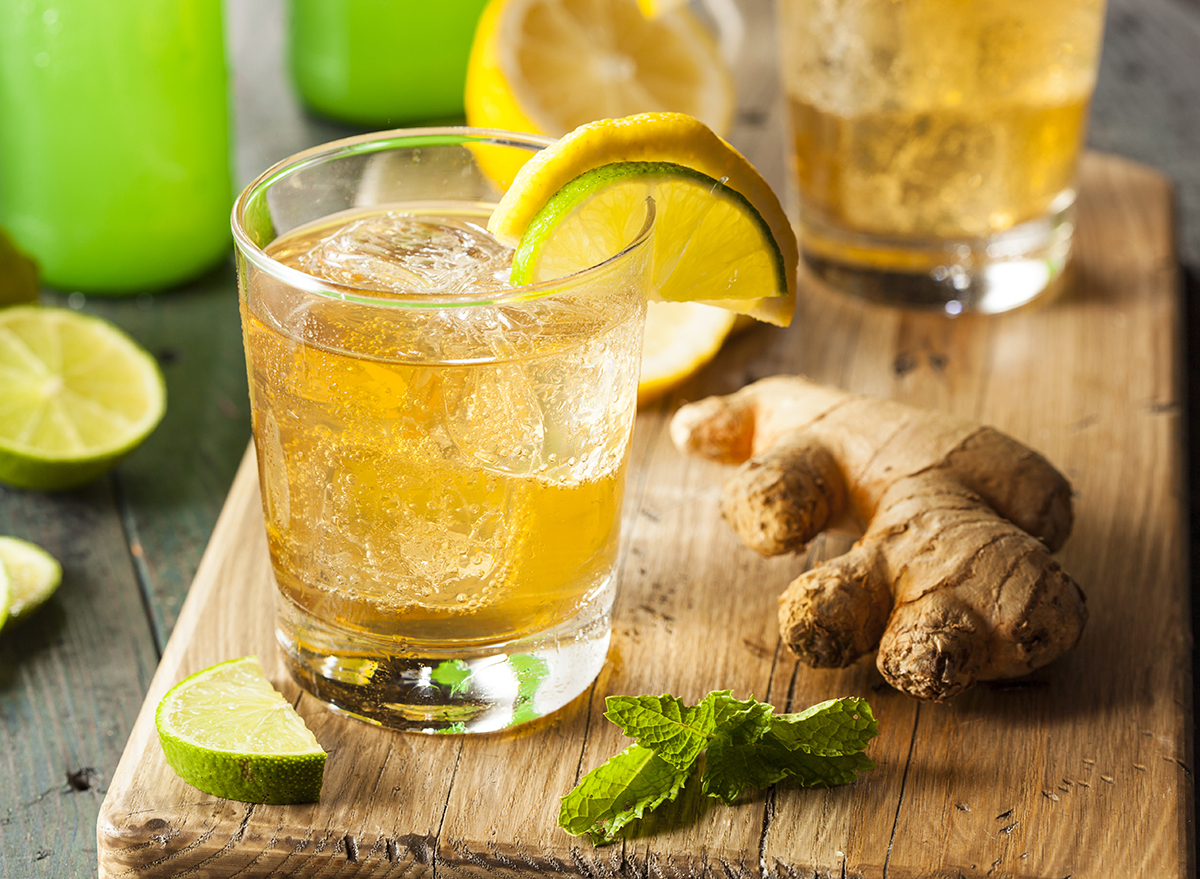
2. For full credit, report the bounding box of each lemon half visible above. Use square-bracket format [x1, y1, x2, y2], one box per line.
[466, 0, 734, 141]
[639, 301, 737, 404]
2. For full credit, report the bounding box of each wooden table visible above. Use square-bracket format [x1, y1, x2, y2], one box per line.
[1, 0, 1197, 876]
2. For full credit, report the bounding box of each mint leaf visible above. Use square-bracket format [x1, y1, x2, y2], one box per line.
[691, 693, 776, 805]
[559, 744, 690, 845]
[509, 654, 549, 727]
[431, 659, 472, 696]
[702, 729, 876, 804]
[767, 740, 875, 787]
[702, 731, 786, 803]
[702, 690, 773, 740]
[770, 697, 878, 756]
[604, 694, 716, 769]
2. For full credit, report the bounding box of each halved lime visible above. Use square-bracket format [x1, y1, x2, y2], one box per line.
[155, 656, 326, 804]
[0, 536, 61, 626]
[0, 305, 166, 491]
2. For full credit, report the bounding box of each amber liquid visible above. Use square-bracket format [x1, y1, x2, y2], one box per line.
[243, 208, 642, 652]
[779, 0, 1106, 271]
[790, 95, 1092, 244]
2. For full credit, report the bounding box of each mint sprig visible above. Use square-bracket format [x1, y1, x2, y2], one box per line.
[560, 693, 877, 844]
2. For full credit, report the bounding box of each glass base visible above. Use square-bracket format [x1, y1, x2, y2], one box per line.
[275, 587, 613, 735]
[800, 192, 1075, 315]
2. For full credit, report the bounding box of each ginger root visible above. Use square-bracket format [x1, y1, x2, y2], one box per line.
[670, 375, 1086, 701]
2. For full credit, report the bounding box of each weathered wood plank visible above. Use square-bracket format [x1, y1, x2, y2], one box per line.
[40, 269, 253, 651]
[0, 480, 159, 879]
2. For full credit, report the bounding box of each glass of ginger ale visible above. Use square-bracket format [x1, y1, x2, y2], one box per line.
[777, 0, 1107, 313]
[231, 130, 653, 733]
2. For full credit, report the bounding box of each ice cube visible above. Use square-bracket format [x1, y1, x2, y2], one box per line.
[441, 363, 546, 476]
[298, 213, 514, 295]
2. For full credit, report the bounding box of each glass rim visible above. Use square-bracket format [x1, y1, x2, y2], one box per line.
[230, 126, 656, 309]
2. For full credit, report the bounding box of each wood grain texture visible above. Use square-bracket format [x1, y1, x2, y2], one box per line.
[46, 265, 256, 651]
[95, 152, 1189, 878]
[0, 480, 160, 877]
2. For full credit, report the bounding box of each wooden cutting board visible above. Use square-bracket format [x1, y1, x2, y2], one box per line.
[96, 151, 1192, 878]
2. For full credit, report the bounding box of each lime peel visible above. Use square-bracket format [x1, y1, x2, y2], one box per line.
[155, 656, 326, 805]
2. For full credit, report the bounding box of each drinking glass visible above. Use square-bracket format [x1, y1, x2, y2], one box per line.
[777, 0, 1107, 313]
[232, 129, 653, 733]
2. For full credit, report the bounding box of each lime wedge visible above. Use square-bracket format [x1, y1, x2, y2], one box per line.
[511, 161, 788, 318]
[489, 113, 796, 326]
[0, 305, 166, 490]
[155, 656, 326, 804]
[0, 536, 61, 625]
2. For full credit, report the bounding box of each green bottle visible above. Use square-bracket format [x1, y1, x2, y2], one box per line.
[288, 0, 489, 127]
[0, 1, 233, 294]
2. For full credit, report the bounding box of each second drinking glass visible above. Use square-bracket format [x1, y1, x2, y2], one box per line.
[778, 0, 1107, 313]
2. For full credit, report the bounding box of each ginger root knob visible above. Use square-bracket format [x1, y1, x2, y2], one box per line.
[671, 376, 1087, 701]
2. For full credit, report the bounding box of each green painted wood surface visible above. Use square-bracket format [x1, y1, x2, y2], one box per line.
[51, 269, 255, 647]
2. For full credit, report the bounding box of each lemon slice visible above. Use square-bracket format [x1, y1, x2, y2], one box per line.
[639, 301, 737, 404]
[0, 306, 166, 491]
[466, 0, 734, 141]
[491, 114, 797, 326]
[0, 537, 61, 626]
[156, 656, 326, 804]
